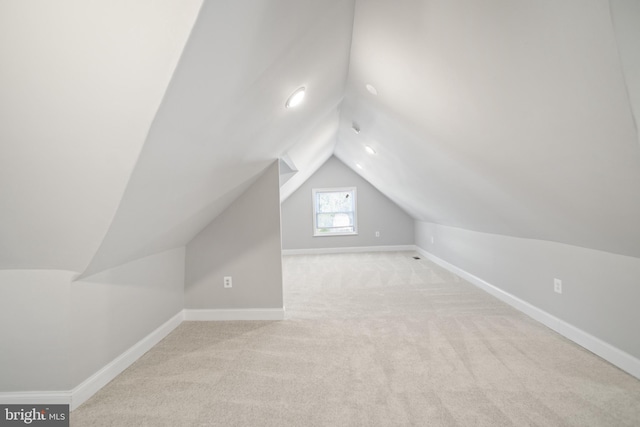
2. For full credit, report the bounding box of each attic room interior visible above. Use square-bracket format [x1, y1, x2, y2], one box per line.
[1, 0, 640, 425]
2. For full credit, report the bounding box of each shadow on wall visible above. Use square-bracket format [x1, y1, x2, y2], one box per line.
[185, 161, 284, 310]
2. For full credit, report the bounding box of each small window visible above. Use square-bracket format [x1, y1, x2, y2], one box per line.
[312, 187, 357, 236]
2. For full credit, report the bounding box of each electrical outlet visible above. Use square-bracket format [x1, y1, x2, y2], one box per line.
[375, 231, 380, 237]
[224, 276, 232, 288]
[554, 278, 562, 294]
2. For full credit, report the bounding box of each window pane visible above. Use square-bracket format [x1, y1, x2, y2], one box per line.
[316, 213, 335, 228]
[316, 191, 353, 213]
[316, 212, 354, 228]
[312, 187, 357, 236]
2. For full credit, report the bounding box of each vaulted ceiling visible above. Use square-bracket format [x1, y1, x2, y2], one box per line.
[2, 0, 639, 276]
[336, 0, 640, 257]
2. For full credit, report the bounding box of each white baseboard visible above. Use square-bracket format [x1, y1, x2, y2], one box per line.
[70, 311, 184, 410]
[282, 245, 416, 256]
[1, 308, 286, 410]
[9, 244, 638, 409]
[183, 308, 285, 321]
[0, 391, 71, 406]
[415, 246, 640, 380]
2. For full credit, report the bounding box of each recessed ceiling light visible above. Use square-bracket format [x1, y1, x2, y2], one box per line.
[285, 87, 306, 108]
[352, 123, 360, 134]
[366, 84, 377, 95]
[356, 163, 363, 169]
[365, 145, 376, 155]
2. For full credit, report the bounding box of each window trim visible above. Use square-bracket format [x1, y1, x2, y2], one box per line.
[312, 187, 358, 237]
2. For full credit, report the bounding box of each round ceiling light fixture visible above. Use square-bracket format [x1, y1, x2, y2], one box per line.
[365, 145, 376, 155]
[285, 87, 306, 108]
[365, 83, 378, 95]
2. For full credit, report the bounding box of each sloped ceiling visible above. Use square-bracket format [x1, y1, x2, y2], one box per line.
[2, 0, 640, 275]
[335, 0, 640, 258]
[82, 0, 355, 276]
[0, 0, 203, 271]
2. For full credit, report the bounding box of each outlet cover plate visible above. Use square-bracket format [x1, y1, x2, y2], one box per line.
[554, 278, 562, 294]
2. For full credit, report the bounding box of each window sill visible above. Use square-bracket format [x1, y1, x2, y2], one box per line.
[313, 232, 358, 237]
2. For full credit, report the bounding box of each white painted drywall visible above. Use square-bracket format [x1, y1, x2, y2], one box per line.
[82, 0, 355, 277]
[336, 0, 640, 258]
[71, 248, 185, 386]
[185, 161, 283, 309]
[415, 221, 640, 361]
[0, 270, 73, 391]
[281, 156, 414, 250]
[280, 109, 341, 202]
[611, 0, 640, 146]
[0, 248, 185, 393]
[0, 0, 203, 271]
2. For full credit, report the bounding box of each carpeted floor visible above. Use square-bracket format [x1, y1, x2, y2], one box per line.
[71, 251, 640, 426]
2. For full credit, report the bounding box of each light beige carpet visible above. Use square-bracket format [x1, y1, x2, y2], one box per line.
[71, 251, 640, 426]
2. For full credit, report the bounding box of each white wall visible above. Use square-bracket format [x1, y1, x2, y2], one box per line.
[185, 161, 283, 310]
[0, 0, 203, 272]
[281, 156, 414, 250]
[0, 270, 73, 391]
[416, 221, 640, 363]
[71, 248, 185, 386]
[0, 248, 185, 393]
[611, 0, 640, 146]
